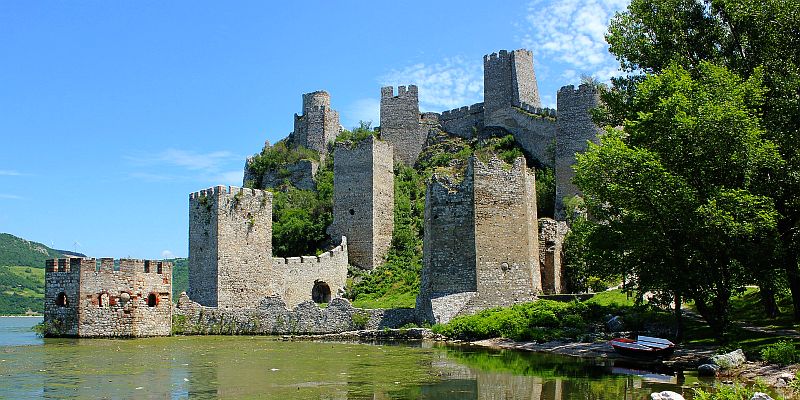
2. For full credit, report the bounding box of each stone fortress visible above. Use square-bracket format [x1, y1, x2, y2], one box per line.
[44, 48, 601, 336]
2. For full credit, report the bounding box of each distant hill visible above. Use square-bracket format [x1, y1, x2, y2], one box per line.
[0, 233, 85, 269]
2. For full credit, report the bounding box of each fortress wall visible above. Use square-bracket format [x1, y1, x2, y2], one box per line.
[272, 237, 349, 308]
[538, 218, 569, 294]
[555, 84, 602, 219]
[483, 107, 557, 167]
[260, 159, 318, 191]
[439, 103, 485, 139]
[484, 49, 541, 126]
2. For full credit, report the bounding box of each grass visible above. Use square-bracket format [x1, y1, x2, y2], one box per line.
[584, 289, 636, 307]
[351, 291, 416, 309]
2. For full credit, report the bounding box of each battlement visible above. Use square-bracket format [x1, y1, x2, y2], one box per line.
[380, 85, 419, 99]
[514, 101, 557, 118]
[473, 155, 528, 175]
[45, 257, 172, 275]
[483, 49, 532, 64]
[189, 185, 270, 201]
[273, 237, 348, 266]
[440, 102, 485, 121]
[558, 83, 599, 96]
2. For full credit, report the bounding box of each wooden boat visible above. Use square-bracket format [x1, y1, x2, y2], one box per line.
[609, 336, 676, 359]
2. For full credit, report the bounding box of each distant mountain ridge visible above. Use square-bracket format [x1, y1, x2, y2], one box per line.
[0, 233, 86, 269]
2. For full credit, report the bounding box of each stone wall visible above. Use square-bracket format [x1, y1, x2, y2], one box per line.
[418, 156, 541, 324]
[380, 85, 427, 166]
[189, 186, 273, 308]
[44, 258, 172, 337]
[555, 84, 602, 219]
[272, 237, 348, 308]
[259, 159, 318, 191]
[483, 49, 542, 127]
[538, 218, 568, 294]
[328, 136, 394, 269]
[483, 107, 557, 167]
[292, 90, 340, 159]
[439, 103, 485, 139]
[174, 294, 417, 334]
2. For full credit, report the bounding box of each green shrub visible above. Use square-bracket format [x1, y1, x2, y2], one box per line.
[760, 340, 799, 365]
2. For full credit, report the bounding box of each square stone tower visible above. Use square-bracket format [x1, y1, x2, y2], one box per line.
[555, 84, 602, 219]
[293, 90, 340, 159]
[417, 156, 541, 324]
[328, 136, 394, 269]
[380, 85, 427, 166]
[483, 49, 542, 125]
[188, 185, 273, 308]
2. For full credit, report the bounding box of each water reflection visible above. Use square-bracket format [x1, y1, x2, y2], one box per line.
[0, 320, 692, 400]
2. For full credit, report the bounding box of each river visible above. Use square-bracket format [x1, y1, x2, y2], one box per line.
[0, 317, 698, 399]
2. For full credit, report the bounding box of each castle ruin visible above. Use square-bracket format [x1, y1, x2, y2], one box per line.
[291, 90, 341, 159]
[188, 185, 348, 308]
[417, 156, 541, 324]
[44, 258, 172, 337]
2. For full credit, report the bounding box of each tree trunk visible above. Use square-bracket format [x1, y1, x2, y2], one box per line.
[783, 244, 800, 321]
[674, 291, 683, 342]
[759, 285, 779, 318]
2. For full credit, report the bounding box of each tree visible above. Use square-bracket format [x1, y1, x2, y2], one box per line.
[574, 62, 780, 338]
[603, 0, 800, 319]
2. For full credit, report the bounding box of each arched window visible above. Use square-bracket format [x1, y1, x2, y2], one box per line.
[147, 293, 158, 307]
[98, 292, 109, 307]
[312, 281, 332, 304]
[56, 292, 68, 307]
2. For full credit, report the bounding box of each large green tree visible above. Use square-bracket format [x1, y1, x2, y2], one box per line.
[574, 62, 781, 337]
[602, 0, 800, 319]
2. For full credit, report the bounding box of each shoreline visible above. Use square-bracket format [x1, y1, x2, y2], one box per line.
[0, 315, 42, 318]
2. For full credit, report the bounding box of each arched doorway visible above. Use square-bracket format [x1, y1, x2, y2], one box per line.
[312, 281, 331, 304]
[56, 292, 68, 307]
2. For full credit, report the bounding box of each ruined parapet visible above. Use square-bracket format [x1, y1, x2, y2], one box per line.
[44, 257, 172, 337]
[418, 156, 540, 324]
[439, 102, 485, 139]
[555, 84, 602, 219]
[538, 218, 569, 294]
[189, 186, 273, 308]
[380, 85, 427, 166]
[259, 159, 318, 191]
[483, 49, 542, 126]
[328, 136, 394, 269]
[272, 237, 349, 308]
[293, 90, 340, 158]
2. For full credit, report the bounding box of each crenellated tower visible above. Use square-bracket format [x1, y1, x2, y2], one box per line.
[483, 49, 542, 125]
[380, 85, 428, 166]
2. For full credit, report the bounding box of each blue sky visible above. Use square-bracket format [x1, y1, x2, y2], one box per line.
[0, 0, 628, 259]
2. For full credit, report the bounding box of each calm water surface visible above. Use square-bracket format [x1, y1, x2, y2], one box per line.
[0, 317, 698, 399]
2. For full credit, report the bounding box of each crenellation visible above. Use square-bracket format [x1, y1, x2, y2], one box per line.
[379, 84, 425, 165]
[293, 90, 340, 159]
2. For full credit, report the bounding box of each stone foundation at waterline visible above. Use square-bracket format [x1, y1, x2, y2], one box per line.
[174, 293, 416, 334]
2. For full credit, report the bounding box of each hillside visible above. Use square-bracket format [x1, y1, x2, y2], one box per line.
[0, 233, 84, 269]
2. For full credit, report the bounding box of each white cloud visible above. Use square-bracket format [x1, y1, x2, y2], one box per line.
[0, 170, 24, 176]
[0, 194, 23, 200]
[161, 250, 175, 259]
[380, 57, 483, 112]
[522, 0, 628, 82]
[127, 148, 243, 185]
[343, 98, 380, 130]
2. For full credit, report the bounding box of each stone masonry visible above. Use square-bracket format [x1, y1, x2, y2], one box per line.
[417, 156, 541, 324]
[328, 136, 394, 270]
[538, 218, 568, 294]
[189, 185, 349, 309]
[44, 257, 172, 337]
[555, 84, 602, 219]
[292, 90, 340, 159]
[380, 85, 430, 166]
[483, 49, 542, 126]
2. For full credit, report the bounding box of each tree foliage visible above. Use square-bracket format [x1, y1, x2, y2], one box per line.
[572, 62, 780, 336]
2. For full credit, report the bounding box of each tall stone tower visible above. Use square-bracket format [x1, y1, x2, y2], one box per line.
[380, 85, 426, 166]
[188, 186, 273, 308]
[328, 136, 394, 270]
[292, 90, 340, 158]
[483, 49, 542, 125]
[417, 156, 541, 324]
[555, 84, 602, 219]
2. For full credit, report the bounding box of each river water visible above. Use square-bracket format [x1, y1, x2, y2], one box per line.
[0, 317, 697, 399]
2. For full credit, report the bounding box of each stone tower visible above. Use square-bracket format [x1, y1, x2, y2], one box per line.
[555, 84, 602, 219]
[483, 49, 542, 125]
[292, 90, 340, 158]
[188, 186, 273, 308]
[328, 136, 394, 270]
[417, 156, 541, 324]
[380, 85, 427, 166]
